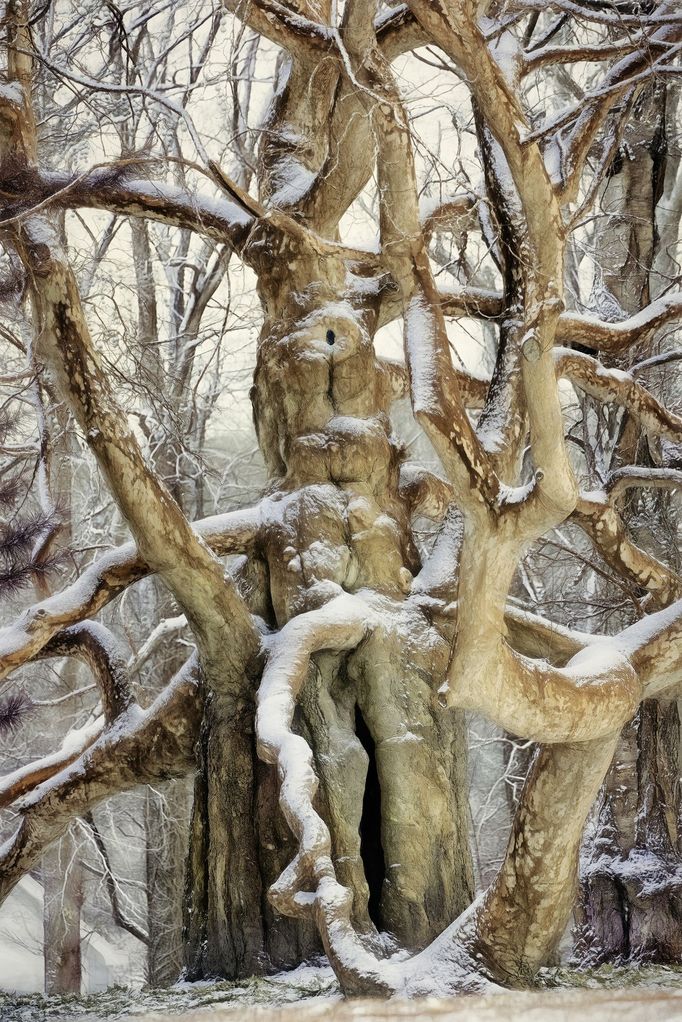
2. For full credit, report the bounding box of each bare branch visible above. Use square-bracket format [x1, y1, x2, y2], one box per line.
[83, 812, 149, 945]
[0, 659, 200, 905]
[556, 347, 682, 441]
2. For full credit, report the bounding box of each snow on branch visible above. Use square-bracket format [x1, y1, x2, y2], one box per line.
[449, 629, 642, 743]
[573, 491, 681, 611]
[434, 292, 682, 352]
[0, 165, 255, 248]
[256, 592, 395, 996]
[523, 38, 648, 73]
[556, 347, 682, 441]
[405, 282, 500, 511]
[556, 293, 682, 351]
[375, 4, 426, 59]
[127, 615, 188, 677]
[512, 0, 682, 29]
[605, 466, 682, 500]
[0, 505, 262, 689]
[222, 0, 333, 56]
[0, 718, 102, 810]
[0, 657, 200, 906]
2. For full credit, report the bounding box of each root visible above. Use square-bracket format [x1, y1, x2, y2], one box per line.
[256, 592, 396, 995]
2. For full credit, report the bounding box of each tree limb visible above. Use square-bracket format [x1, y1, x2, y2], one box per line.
[0, 505, 262, 687]
[556, 347, 682, 441]
[0, 658, 200, 906]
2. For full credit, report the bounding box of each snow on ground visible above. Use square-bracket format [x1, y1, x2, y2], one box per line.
[132, 986, 682, 1022]
[2, 964, 682, 1022]
[0, 960, 339, 1021]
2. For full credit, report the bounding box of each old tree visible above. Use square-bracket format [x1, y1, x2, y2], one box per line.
[1, 0, 682, 998]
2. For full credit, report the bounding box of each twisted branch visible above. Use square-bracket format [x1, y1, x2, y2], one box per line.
[0, 658, 200, 905]
[256, 592, 396, 996]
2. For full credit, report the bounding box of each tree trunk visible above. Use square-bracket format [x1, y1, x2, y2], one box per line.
[182, 200, 475, 980]
[575, 83, 682, 965]
[145, 780, 191, 987]
[43, 827, 83, 995]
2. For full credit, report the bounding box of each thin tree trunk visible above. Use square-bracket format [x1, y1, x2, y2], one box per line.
[145, 780, 191, 987]
[43, 827, 83, 995]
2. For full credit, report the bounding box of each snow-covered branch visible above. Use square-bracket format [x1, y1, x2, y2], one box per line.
[556, 293, 682, 352]
[0, 505, 262, 689]
[556, 348, 682, 441]
[256, 592, 393, 996]
[0, 658, 200, 906]
[574, 491, 681, 610]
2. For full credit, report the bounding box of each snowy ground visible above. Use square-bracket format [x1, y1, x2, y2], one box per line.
[2, 964, 682, 1022]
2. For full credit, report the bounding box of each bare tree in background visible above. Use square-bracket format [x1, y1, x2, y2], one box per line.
[1, 0, 682, 998]
[574, 80, 682, 967]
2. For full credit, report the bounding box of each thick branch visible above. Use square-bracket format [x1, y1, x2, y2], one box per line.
[448, 596, 682, 742]
[0, 506, 261, 687]
[256, 592, 394, 996]
[556, 347, 682, 441]
[556, 293, 682, 352]
[222, 0, 332, 56]
[0, 167, 254, 249]
[41, 622, 134, 724]
[0, 659, 200, 906]
[446, 630, 641, 743]
[574, 491, 681, 610]
[0, 719, 102, 810]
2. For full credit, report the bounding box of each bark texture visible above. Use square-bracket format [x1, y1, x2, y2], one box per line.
[575, 84, 682, 965]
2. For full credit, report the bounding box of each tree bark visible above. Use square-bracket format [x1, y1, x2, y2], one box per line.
[145, 780, 191, 987]
[575, 84, 682, 965]
[43, 828, 83, 995]
[182, 221, 475, 976]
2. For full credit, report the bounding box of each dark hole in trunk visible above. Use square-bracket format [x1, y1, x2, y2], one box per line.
[354, 704, 386, 929]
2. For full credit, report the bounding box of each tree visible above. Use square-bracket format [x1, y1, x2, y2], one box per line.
[574, 80, 682, 966]
[1, 0, 682, 998]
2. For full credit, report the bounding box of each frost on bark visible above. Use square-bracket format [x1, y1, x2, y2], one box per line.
[1, 0, 682, 1000]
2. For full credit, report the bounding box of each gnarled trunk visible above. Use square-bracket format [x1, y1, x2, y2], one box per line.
[183, 216, 474, 978]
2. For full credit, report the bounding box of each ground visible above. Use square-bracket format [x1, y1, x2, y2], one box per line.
[2, 964, 682, 1021]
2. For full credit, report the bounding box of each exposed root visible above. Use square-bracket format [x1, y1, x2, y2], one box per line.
[256, 592, 397, 995]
